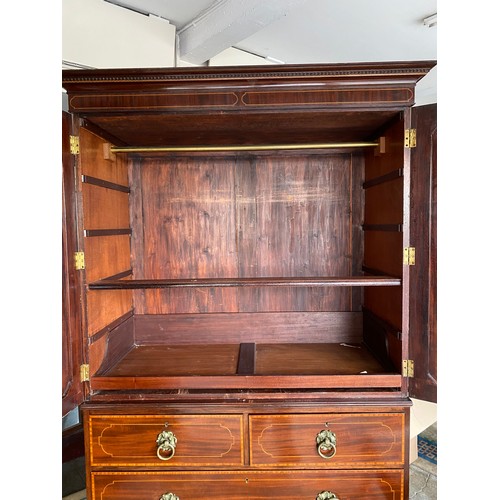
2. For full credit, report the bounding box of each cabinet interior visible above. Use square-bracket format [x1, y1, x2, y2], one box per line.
[80, 111, 406, 393]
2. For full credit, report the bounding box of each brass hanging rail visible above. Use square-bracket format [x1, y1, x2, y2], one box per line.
[110, 142, 380, 153]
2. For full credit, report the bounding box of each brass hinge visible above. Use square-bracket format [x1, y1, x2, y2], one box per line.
[70, 135, 80, 155]
[74, 251, 85, 270]
[402, 359, 414, 378]
[403, 246, 416, 265]
[80, 364, 90, 382]
[404, 129, 417, 148]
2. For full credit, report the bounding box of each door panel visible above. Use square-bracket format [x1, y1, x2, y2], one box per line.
[62, 111, 85, 416]
[409, 103, 437, 403]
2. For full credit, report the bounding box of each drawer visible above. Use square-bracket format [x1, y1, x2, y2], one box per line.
[87, 414, 244, 467]
[91, 470, 404, 499]
[249, 413, 404, 468]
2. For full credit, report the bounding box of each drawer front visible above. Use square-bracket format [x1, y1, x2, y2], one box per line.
[88, 414, 244, 467]
[250, 413, 404, 468]
[91, 470, 404, 499]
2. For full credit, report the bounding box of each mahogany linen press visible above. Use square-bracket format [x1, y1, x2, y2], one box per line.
[62, 61, 437, 500]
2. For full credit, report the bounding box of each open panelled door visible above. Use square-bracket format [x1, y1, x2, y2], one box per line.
[62, 110, 86, 416]
[408, 103, 437, 403]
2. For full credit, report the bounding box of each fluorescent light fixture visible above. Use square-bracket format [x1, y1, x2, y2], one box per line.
[423, 13, 437, 28]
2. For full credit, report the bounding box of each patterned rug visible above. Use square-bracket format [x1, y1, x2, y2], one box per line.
[418, 434, 437, 464]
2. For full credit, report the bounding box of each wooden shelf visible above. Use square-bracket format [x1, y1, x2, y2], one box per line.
[88, 276, 401, 290]
[92, 342, 401, 391]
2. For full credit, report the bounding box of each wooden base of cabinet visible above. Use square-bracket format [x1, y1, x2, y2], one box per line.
[83, 403, 410, 500]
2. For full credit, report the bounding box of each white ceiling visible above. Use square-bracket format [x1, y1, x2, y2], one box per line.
[63, 0, 436, 103]
[105, 0, 437, 65]
[100, 0, 437, 102]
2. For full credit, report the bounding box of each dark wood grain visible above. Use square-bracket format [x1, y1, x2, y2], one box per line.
[362, 224, 402, 232]
[79, 111, 403, 148]
[140, 156, 238, 279]
[97, 342, 390, 380]
[88, 414, 244, 467]
[249, 412, 404, 467]
[236, 153, 353, 312]
[255, 343, 386, 375]
[128, 157, 147, 314]
[61, 62, 438, 500]
[133, 312, 363, 345]
[82, 175, 130, 192]
[68, 87, 414, 114]
[123, 152, 385, 314]
[62, 62, 434, 149]
[84, 228, 131, 237]
[88, 389, 408, 403]
[90, 373, 401, 391]
[90, 469, 403, 499]
[363, 308, 401, 372]
[92, 312, 134, 377]
[100, 344, 240, 377]
[350, 153, 364, 311]
[409, 103, 437, 403]
[62, 110, 84, 415]
[238, 343, 256, 375]
[62, 60, 435, 85]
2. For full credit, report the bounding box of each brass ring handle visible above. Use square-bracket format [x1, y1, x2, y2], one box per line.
[156, 430, 177, 461]
[157, 443, 175, 461]
[316, 429, 337, 459]
[316, 491, 338, 500]
[160, 494, 180, 500]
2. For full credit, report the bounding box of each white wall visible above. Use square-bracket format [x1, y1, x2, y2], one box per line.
[415, 66, 437, 106]
[62, 0, 176, 68]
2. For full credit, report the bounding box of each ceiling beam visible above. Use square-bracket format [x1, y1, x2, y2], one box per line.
[177, 0, 309, 64]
